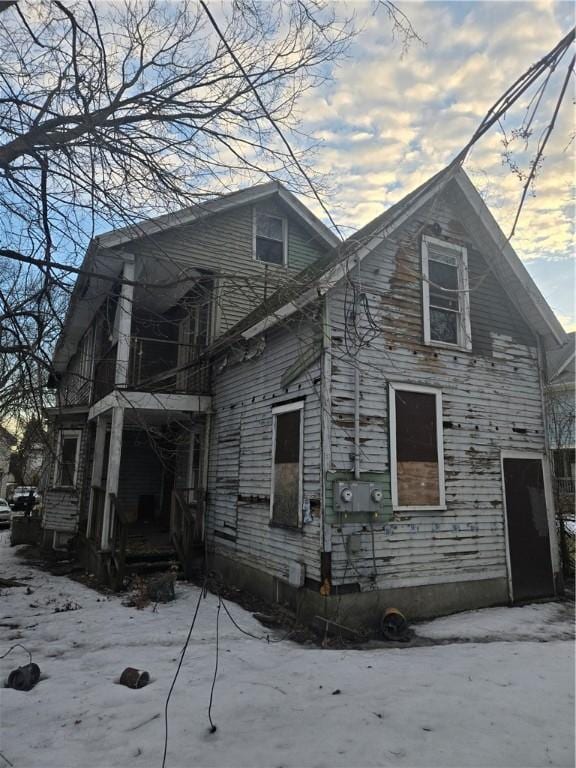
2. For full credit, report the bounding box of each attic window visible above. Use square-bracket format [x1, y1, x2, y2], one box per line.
[254, 210, 287, 266]
[422, 236, 471, 350]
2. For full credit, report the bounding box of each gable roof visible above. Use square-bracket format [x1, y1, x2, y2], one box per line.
[52, 181, 339, 373]
[96, 181, 339, 250]
[229, 165, 566, 350]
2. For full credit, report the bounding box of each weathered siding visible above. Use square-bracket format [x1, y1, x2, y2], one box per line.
[129, 198, 329, 340]
[327, 190, 547, 591]
[43, 417, 89, 534]
[207, 319, 323, 584]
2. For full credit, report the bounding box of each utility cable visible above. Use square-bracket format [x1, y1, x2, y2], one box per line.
[161, 581, 206, 768]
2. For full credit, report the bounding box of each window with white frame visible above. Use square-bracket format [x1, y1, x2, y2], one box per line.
[389, 384, 445, 510]
[271, 401, 303, 527]
[254, 209, 287, 266]
[422, 236, 471, 349]
[54, 430, 81, 487]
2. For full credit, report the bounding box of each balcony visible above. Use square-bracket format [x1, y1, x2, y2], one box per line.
[92, 336, 210, 405]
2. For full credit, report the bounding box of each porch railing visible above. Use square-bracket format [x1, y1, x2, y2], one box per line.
[129, 335, 210, 394]
[171, 487, 204, 578]
[107, 493, 129, 591]
[90, 486, 106, 545]
[92, 345, 117, 403]
[554, 476, 575, 496]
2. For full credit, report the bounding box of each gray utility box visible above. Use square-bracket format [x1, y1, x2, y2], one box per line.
[333, 481, 385, 516]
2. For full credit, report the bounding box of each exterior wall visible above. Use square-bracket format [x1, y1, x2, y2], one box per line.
[42, 414, 89, 538]
[325, 189, 554, 600]
[206, 319, 323, 586]
[130, 198, 330, 340]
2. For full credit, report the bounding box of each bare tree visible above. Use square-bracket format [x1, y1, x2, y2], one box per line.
[0, 0, 409, 419]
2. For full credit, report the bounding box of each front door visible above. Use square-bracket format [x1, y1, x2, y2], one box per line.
[502, 456, 555, 601]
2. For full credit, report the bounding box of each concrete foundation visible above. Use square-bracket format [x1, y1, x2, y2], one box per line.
[208, 551, 510, 629]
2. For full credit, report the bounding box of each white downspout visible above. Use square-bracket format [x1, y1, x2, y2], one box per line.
[354, 254, 362, 481]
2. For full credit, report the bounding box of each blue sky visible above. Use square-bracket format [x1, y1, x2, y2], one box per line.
[293, 0, 575, 330]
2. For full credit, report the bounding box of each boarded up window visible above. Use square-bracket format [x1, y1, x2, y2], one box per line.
[391, 387, 444, 509]
[272, 405, 302, 526]
[56, 432, 80, 487]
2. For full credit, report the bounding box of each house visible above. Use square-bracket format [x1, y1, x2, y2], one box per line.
[0, 425, 17, 498]
[43, 166, 567, 624]
[42, 183, 337, 559]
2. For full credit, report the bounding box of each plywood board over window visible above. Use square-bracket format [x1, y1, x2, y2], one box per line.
[271, 401, 304, 527]
[389, 384, 445, 511]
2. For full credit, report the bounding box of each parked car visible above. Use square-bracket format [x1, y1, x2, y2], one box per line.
[10, 487, 41, 513]
[0, 498, 11, 526]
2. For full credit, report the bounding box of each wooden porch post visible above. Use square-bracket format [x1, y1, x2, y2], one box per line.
[86, 415, 107, 537]
[101, 405, 124, 550]
[115, 256, 135, 388]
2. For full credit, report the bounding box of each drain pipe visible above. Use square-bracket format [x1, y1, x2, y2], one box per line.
[354, 365, 361, 480]
[354, 254, 362, 481]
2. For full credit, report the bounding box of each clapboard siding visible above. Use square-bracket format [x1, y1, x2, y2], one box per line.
[43, 419, 89, 533]
[207, 320, 323, 583]
[327, 189, 546, 590]
[131, 198, 329, 340]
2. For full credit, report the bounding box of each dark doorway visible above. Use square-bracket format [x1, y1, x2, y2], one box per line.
[503, 457, 555, 601]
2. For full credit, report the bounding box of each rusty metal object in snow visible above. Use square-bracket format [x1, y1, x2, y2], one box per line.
[7, 663, 41, 691]
[119, 667, 150, 689]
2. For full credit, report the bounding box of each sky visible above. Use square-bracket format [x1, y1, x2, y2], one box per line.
[293, 0, 575, 331]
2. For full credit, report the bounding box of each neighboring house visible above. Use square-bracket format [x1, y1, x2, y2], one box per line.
[43, 166, 567, 624]
[0, 425, 17, 498]
[545, 331, 575, 505]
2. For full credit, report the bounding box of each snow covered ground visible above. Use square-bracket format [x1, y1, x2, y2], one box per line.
[1, 534, 574, 768]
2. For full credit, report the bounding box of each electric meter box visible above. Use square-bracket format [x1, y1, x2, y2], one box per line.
[333, 481, 385, 516]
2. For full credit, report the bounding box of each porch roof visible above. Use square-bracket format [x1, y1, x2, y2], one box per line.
[88, 390, 212, 421]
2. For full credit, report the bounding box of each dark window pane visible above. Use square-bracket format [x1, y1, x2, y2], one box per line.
[395, 392, 437, 462]
[275, 411, 300, 463]
[257, 214, 283, 240]
[59, 436, 78, 485]
[273, 409, 301, 526]
[429, 260, 459, 311]
[430, 307, 458, 344]
[395, 390, 439, 506]
[256, 237, 284, 265]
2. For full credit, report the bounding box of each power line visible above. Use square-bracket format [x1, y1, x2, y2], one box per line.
[198, 0, 345, 242]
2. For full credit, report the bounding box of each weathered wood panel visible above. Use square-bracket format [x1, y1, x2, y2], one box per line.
[129, 198, 330, 340]
[42, 418, 89, 533]
[207, 320, 323, 583]
[327, 190, 547, 590]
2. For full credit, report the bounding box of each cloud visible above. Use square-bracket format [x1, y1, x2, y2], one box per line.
[294, 0, 574, 326]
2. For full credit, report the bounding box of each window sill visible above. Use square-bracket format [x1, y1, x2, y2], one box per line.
[253, 258, 289, 270]
[393, 505, 447, 513]
[269, 520, 303, 532]
[424, 339, 472, 353]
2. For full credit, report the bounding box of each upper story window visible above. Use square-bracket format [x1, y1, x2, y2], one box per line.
[254, 209, 287, 266]
[422, 236, 471, 350]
